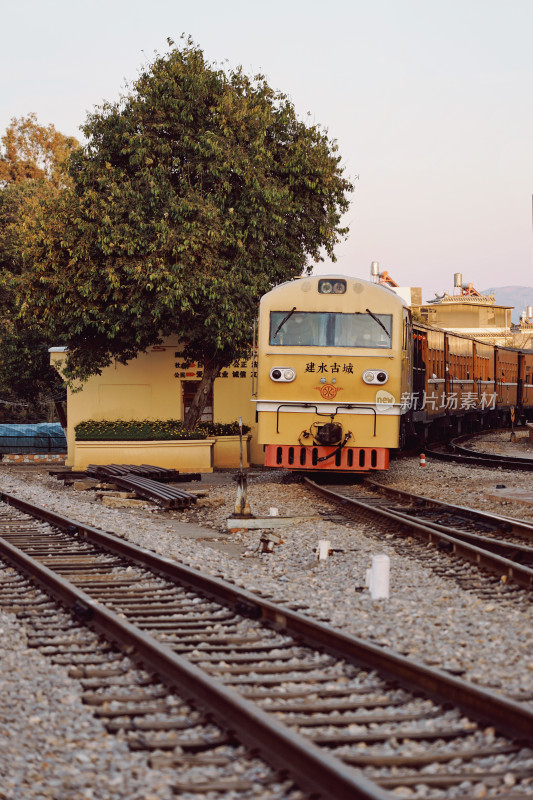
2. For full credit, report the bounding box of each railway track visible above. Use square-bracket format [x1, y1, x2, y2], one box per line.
[305, 477, 533, 594]
[426, 429, 533, 471]
[1, 489, 533, 798]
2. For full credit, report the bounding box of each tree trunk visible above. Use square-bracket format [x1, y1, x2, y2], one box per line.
[182, 360, 222, 431]
[54, 400, 67, 429]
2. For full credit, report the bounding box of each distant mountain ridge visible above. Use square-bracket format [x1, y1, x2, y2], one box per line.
[481, 286, 533, 323]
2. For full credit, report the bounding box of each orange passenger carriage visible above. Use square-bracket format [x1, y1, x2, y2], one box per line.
[519, 352, 533, 409]
[495, 348, 520, 409]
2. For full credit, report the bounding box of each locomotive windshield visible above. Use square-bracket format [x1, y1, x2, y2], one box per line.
[269, 311, 392, 348]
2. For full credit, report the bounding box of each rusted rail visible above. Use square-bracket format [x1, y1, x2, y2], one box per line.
[87, 463, 181, 482]
[49, 464, 201, 506]
[1, 491, 533, 797]
[305, 478, 533, 590]
[106, 474, 197, 508]
[426, 431, 533, 470]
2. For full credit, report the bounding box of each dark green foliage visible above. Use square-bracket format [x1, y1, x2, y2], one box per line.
[19, 39, 353, 427]
[0, 174, 69, 418]
[74, 419, 208, 441]
[0, 115, 78, 417]
[197, 421, 251, 436]
[74, 418, 251, 440]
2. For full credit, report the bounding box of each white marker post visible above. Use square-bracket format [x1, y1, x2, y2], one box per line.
[370, 554, 390, 599]
[317, 540, 330, 560]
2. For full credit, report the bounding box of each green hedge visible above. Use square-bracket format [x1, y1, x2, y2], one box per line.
[197, 421, 251, 436]
[74, 419, 250, 441]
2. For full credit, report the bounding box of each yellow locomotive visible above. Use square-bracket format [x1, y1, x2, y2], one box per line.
[255, 275, 412, 471]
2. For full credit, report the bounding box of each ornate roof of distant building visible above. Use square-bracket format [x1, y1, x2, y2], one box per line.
[441, 327, 509, 336]
[423, 280, 514, 309]
[426, 292, 497, 305]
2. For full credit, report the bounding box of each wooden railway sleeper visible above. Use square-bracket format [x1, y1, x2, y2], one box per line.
[105, 714, 208, 732]
[279, 709, 446, 727]
[375, 766, 533, 788]
[201, 660, 338, 676]
[127, 731, 236, 752]
[93, 701, 183, 718]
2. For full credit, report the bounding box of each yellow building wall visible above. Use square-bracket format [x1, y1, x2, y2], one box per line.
[420, 303, 509, 328]
[50, 338, 263, 468]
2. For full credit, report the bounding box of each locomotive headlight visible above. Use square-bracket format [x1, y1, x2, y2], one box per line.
[362, 370, 389, 385]
[318, 279, 346, 294]
[270, 367, 296, 382]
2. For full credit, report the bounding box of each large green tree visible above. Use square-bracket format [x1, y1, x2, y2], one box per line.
[0, 116, 78, 420]
[19, 39, 353, 427]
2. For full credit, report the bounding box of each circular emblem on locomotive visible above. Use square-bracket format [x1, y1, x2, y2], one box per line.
[316, 383, 343, 400]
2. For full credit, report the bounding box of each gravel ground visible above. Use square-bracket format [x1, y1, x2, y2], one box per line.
[465, 430, 533, 459]
[0, 449, 532, 798]
[0, 608, 176, 800]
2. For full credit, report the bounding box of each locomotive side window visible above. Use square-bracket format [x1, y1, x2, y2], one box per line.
[269, 311, 392, 348]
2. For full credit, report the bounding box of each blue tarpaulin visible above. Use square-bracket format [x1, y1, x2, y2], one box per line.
[0, 423, 67, 454]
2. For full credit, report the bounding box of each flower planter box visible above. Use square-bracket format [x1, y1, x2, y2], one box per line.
[74, 439, 215, 472]
[213, 434, 251, 468]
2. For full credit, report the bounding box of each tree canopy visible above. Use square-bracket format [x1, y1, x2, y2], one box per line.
[18, 39, 354, 426]
[0, 115, 79, 419]
[0, 113, 78, 188]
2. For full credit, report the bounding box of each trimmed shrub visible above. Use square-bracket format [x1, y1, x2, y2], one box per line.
[74, 419, 208, 441]
[197, 421, 251, 436]
[74, 419, 250, 441]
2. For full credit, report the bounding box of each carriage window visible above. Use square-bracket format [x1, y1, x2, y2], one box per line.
[269, 311, 392, 348]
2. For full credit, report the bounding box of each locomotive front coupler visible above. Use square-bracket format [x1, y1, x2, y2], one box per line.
[314, 420, 344, 446]
[316, 431, 353, 462]
[299, 416, 349, 448]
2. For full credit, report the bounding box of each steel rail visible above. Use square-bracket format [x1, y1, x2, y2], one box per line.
[1, 489, 533, 747]
[450, 432, 533, 465]
[360, 505, 533, 565]
[0, 533, 388, 800]
[304, 479, 533, 591]
[107, 474, 196, 507]
[425, 442, 533, 471]
[364, 479, 533, 540]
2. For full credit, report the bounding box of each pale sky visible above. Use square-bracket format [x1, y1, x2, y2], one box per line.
[2, 0, 533, 301]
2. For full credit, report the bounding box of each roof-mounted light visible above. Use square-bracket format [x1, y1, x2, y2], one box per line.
[318, 279, 346, 295]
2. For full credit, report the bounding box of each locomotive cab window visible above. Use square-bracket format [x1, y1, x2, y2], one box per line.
[269, 310, 392, 348]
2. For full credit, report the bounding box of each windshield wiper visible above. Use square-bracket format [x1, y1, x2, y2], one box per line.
[365, 308, 391, 339]
[273, 307, 297, 338]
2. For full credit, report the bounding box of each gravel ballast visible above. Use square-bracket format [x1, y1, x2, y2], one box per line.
[0, 453, 532, 798]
